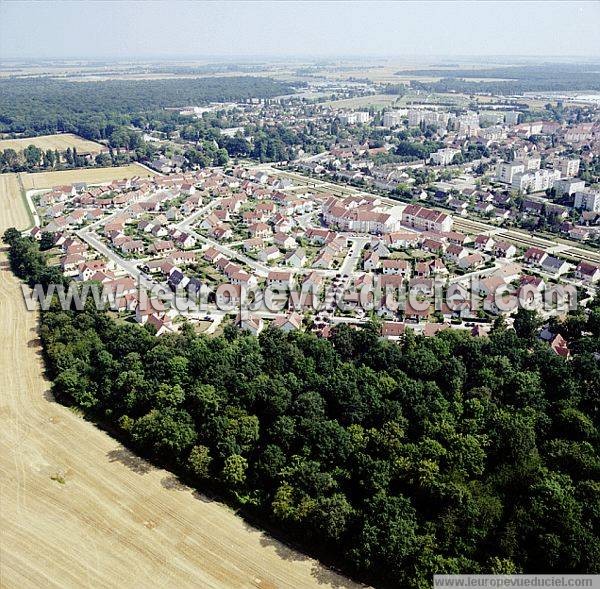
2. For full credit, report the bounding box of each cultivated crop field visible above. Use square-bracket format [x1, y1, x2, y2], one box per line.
[0, 133, 105, 155]
[323, 93, 403, 109]
[0, 172, 358, 589]
[0, 173, 31, 230]
[21, 163, 155, 190]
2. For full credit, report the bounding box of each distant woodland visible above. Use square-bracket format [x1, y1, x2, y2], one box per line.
[407, 64, 600, 94]
[0, 76, 295, 137]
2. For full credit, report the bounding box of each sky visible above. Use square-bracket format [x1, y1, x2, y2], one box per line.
[1, 1, 599, 61]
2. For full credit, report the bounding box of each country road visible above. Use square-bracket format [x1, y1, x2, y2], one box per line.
[0, 175, 363, 589]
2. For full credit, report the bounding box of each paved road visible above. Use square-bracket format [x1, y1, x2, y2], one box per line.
[340, 236, 370, 276]
[76, 229, 167, 295]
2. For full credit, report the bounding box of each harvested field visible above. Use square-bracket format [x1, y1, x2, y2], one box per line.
[21, 164, 155, 190]
[322, 94, 402, 109]
[0, 133, 105, 155]
[0, 175, 361, 589]
[0, 173, 31, 230]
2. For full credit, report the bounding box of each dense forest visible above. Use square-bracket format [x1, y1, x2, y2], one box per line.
[0, 76, 295, 138]
[405, 64, 600, 94]
[5, 230, 600, 588]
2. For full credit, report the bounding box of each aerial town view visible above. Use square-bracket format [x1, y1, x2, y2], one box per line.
[0, 2, 599, 588]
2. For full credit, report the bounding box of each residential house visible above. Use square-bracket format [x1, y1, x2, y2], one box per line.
[273, 232, 296, 250]
[380, 321, 406, 341]
[402, 300, 431, 323]
[215, 284, 243, 308]
[381, 259, 411, 278]
[175, 232, 196, 249]
[267, 271, 295, 289]
[203, 246, 224, 264]
[150, 240, 175, 255]
[212, 225, 233, 241]
[575, 261, 600, 283]
[256, 245, 282, 266]
[121, 239, 145, 254]
[415, 262, 431, 277]
[444, 244, 469, 263]
[493, 240, 517, 259]
[363, 251, 380, 271]
[235, 313, 264, 335]
[523, 247, 548, 266]
[248, 222, 271, 239]
[423, 323, 450, 337]
[541, 256, 570, 277]
[285, 248, 307, 268]
[473, 235, 495, 251]
[271, 312, 303, 332]
[79, 260, 108, 281]
[430, 258, 449, 275]
[313, 251, 334, 269]
[459, 252, 484, 270]
[421, 238, 445, 253]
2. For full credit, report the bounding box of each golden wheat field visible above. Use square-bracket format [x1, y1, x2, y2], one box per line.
[0, 133, 106, 155]
[21, 163, 155, 190]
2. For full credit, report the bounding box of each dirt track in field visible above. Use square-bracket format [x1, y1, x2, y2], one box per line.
[0, 174, 362, 589]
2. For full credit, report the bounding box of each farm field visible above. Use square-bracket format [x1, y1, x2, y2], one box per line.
[0, 173, 31, 230]
[0, 133, 105, 155]
[0, 173, 359, 589]
[21, 163, 155, 190]
[322, 93, 403, 109]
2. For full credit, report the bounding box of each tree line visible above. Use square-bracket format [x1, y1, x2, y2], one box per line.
[0, 76, 294, 138]
[4, 230, 600, 588]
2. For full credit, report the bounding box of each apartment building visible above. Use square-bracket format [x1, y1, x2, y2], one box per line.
[479, 111, 504, 125]
[496, 161, 525, 184]
[511, 169, 561, 193]
[430, 148, 460, 166]
[407, 109, 449, 128]
[553, 178, 586, 196]
[574, 190, 600, 212]
[338, 111, 370, 125]
[382, 110, 406, 127]
[503, 111, 520, 125]
[401, 204, 453, 233]
[560, 158, 580, 178]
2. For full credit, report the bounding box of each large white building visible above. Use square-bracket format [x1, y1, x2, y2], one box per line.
[408, 109, 449, 129]
[496, 155, 540, 184]
[511, 169, 561, 193]
[479, 126, 506, 141]
[382, 110, 406, 127]
[560, 158, 580, 178]
[452, 112, 480, 137]
[430, 148, 460, 166]
[523, 155, 541, 171]
[574, 190, 600, 212]
[503, 111, 520, 125]
[496, 161, 525, 184]
[338, 111, 370, 125]
[479, 111, 504, 125]
[554, 178, 586, 196]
